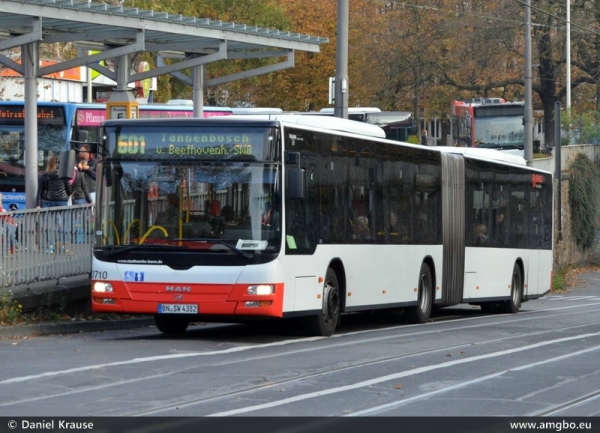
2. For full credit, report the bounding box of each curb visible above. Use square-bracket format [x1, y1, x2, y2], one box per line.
[2, 274, 157, 338]
[9, 275, 91, 312]
[0, 317, 155, 339]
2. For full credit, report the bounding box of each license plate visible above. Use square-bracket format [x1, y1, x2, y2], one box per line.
[158, 304, 198, 314]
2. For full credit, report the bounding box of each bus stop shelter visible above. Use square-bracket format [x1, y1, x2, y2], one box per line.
[0, 0, 328, 208]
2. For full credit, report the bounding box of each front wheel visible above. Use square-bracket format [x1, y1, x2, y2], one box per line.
[303, 268, 341, 337]
[154, 315, 189, 335]
[405, 262, 433, 324]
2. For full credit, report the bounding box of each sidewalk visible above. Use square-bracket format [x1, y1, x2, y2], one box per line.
[1, 274, 154, 339]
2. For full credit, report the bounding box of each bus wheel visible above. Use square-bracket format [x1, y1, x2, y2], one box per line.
[154, 315, 189, 335]
[303, 268, 340, 337]
[500, 263, 522, 314]
[406, 263, 433, 324]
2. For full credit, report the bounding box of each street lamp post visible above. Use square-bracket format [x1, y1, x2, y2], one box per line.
[566, 0, 571, 110]
[524, 0, 533, 165]
[334, 0, 348, 119]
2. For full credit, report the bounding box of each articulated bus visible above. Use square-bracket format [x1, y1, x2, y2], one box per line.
[91, 116, 553, 337]
[0, 100, 232, 209]
[451, 98, 525, 155]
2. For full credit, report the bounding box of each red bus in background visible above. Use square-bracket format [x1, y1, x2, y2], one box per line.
[450, 98, 524, 155]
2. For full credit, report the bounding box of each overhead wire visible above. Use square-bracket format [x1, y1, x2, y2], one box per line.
[383, 1, 600, 37]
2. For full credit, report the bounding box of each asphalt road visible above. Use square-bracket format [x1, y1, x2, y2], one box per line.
[1, 272, 600, 420]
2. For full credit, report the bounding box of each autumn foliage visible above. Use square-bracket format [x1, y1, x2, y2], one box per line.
[115, 0, 600, 146]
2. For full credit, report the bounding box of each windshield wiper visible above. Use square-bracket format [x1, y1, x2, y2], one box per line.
[102, 239, 254, 259]
[102, 245, 145, 257]
[175, 238, 254, 259]
[102, 244, 185, 257]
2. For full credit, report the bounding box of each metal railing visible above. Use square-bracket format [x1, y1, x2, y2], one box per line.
[0, 204, 94, 288]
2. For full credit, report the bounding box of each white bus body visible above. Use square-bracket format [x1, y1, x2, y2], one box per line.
[91, 116, 552, 336]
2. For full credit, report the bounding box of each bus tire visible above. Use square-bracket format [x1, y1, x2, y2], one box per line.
[303, 268, 340, 337]
[500, 263, 522, 314]
[406, 262, 433, 324]
[154, 315, 189, 335]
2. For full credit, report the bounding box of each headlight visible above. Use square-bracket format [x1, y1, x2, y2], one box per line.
[247, 285, 274, 295]
[93, 282, 113, 293]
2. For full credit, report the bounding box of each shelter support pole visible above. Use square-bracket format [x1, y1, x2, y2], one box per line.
[193, 64, 205, 118]
[107, 54, 138, 118]
[23, 42, 39, 209]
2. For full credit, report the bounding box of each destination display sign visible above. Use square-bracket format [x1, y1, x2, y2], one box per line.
[105, 126, 277, 161]
[0, 105, 66, 125]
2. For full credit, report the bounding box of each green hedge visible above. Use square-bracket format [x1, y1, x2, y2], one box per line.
[569, 153, 600, 249]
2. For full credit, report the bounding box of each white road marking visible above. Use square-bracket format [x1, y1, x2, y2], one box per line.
[2, 301, 600, 387]
[207, 332, 600, 416]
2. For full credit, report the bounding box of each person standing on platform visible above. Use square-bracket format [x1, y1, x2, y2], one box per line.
[421, 129, 429, 146]
[36, 154, 74, 254]
[71, 165, 92, 205]
[77, 144, 97, 203]
[0, 192, 18, 255]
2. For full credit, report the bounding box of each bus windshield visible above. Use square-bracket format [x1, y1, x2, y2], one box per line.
[97, 161, 281, 256]
[0, 107, 68, 196]
[96, 123, 282, 260]
[474, 116, 524, 150]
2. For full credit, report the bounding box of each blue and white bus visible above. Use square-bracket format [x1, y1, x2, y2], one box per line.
[0, 100, 232, 209]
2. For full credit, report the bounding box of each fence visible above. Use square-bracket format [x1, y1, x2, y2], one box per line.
[0, 204, 94, 288]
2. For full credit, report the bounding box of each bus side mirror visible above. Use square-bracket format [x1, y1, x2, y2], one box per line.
[58, 150, 76, 180]
[285, 151, 305, 200]
[287, 168, 305, 200]
[78, 130, 89, 143]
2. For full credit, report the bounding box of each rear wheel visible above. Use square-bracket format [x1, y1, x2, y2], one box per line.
[154, 315, 189, 335]
[500, 263, 522, 314]
[303, 268, 340, 337]
[406, 263, 433, 324]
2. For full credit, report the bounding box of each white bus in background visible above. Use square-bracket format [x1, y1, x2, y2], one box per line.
[232, 107, 284, 115]
[319, 107, 382, 116]
[91, 115, 553, 337]
[318, 107, 416, 142]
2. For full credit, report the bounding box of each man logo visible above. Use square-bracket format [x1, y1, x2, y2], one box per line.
[166, 286, 191, 292]
[174, 294, 183, 300]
